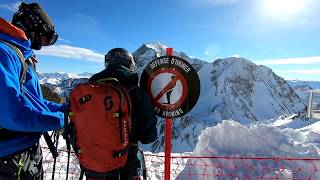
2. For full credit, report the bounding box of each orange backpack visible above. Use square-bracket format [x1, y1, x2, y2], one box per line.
[69, 78, 132, 175]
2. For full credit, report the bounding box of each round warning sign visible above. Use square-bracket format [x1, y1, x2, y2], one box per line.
[140, 55, 200, 118]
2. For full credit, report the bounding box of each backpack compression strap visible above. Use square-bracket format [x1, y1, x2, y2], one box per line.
[0, 40, 28, 85]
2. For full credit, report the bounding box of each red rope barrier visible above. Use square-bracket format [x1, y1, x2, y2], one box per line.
[42, 147, 320, 180]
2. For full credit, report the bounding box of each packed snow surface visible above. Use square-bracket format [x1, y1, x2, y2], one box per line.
[177, 119, 320, 179]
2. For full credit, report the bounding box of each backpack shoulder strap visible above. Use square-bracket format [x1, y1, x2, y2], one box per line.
[95, 77, 120, 83]
[0, 40, 28, 85]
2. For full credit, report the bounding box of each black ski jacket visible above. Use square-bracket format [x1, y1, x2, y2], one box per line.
[89, 64, 158, 144]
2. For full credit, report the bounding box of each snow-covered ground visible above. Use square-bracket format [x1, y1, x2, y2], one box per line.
[177, 116, 320, 179]
[41, 115, 320, 180]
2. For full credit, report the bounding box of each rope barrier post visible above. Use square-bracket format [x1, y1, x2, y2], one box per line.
[164, 47, 173, 180]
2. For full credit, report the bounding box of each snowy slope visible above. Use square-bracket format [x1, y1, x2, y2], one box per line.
[177, 118, 320, 180]
[205, 58, 303, 123]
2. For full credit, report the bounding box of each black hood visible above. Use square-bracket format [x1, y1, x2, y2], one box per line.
[89, 64, 139, 89]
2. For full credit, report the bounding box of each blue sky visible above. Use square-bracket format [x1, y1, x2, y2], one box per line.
[0, 0, 320, 81]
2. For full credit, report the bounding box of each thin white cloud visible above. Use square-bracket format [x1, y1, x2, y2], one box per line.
[286, 69, 320, 75]
[258, 56, 320, 65]
[0, 1, 21, 12]
[35, 45, 104, 62]
[57, 38, 71, 43]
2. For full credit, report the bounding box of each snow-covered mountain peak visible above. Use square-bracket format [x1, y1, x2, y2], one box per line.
[66, 73, 81, 79]
[196, 57, 304, 124]
[144, 42, 168, 52]
[213, 57, 257, 75]
[134, 42, 167, 60]
[217, 56, 261, 68]
[133, 42, 208, 73]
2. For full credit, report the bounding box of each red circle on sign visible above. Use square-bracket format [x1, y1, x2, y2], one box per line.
[147, 68, 188, 111]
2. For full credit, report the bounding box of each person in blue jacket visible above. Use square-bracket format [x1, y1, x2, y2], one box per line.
[0, 2, 64, 180]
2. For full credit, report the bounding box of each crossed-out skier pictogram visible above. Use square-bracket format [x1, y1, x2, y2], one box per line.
[147, 68, 188, 111]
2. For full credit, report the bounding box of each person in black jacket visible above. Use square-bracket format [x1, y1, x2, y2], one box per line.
[88, 48, 158, 180]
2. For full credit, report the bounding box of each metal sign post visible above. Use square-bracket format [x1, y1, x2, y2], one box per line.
[164, 48, 173, 180]
[140, 47, 200, 180]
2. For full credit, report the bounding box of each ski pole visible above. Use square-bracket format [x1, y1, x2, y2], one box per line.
[43, 132, 58, 158]
[52, 131, 59, 180]
[65, 130, 71, 180]
[64, 102, 71, 180]
[66, 145, 70, 180]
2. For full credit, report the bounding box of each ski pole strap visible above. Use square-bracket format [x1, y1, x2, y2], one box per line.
[43, 132, 58, 158]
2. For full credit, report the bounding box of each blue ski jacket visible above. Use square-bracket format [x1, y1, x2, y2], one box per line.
[0, 18, 64, 157]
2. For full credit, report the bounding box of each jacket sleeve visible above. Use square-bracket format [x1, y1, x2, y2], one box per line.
[0, 47, 64, 132]
[133, 88, 158, 144]
[43, 100, 67, 113]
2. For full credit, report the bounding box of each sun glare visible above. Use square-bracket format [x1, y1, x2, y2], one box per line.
[261, 0, 306, 18]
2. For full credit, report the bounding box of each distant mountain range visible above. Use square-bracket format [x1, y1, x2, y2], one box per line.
[287, 80, 320, 103]
[38, 72, 92, 85]
[39, 42, 313, 152]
